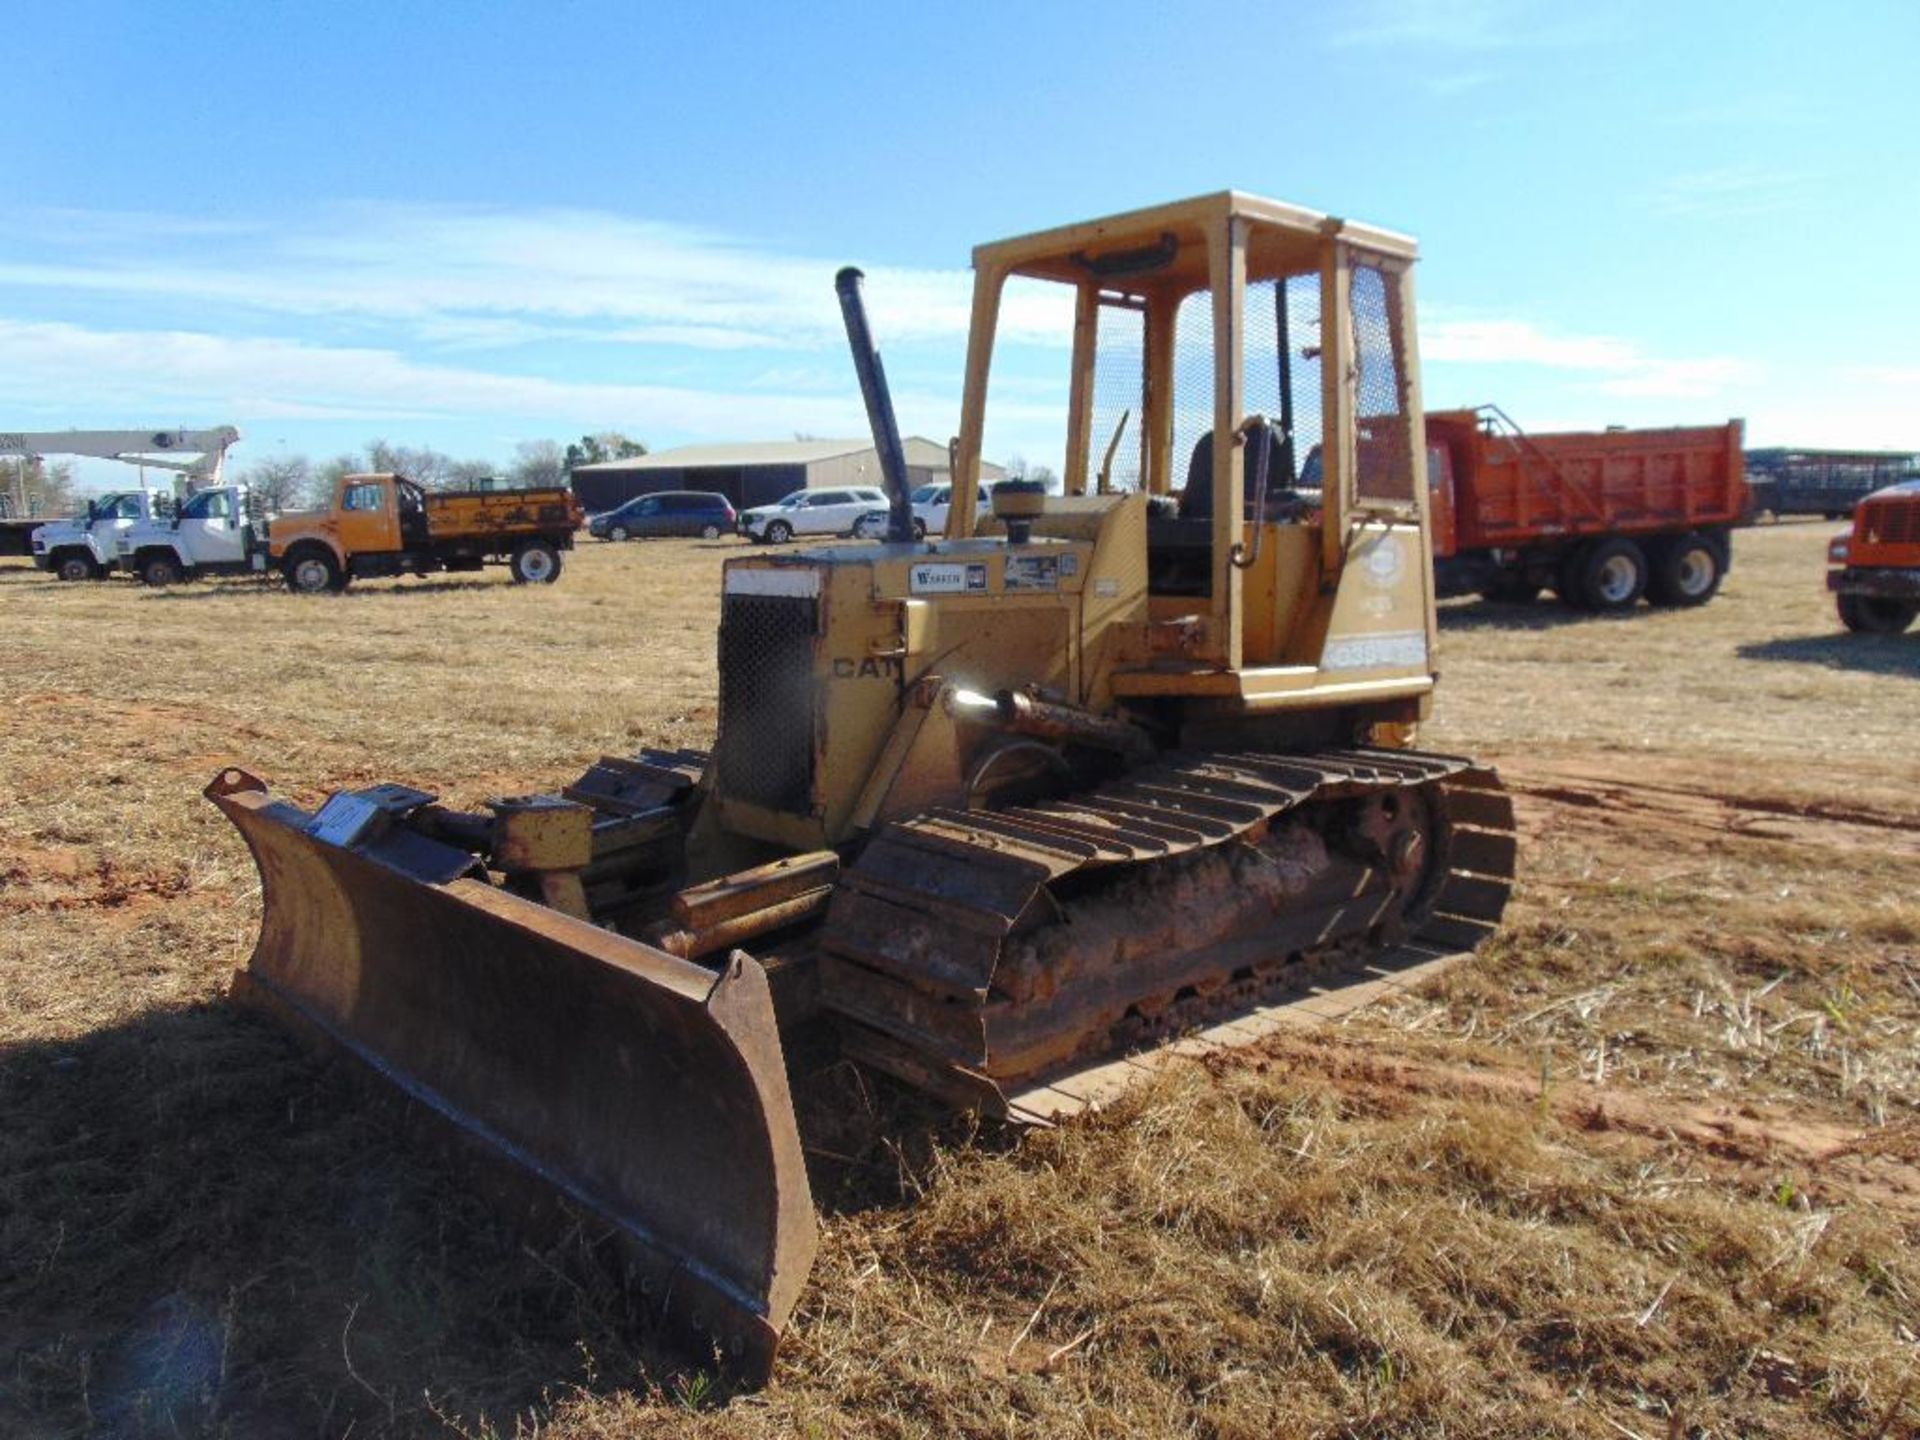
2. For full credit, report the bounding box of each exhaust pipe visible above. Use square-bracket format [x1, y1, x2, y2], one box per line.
[835, 267, 915, 544]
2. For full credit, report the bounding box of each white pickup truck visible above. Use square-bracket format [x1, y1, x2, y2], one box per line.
[31, 489, 177, 580]
[116, 483, 270, 585]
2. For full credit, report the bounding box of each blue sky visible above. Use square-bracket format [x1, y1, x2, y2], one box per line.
[5, 0, 1915, 492]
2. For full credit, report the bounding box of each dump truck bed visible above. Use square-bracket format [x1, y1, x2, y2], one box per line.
[1427, 409, 1746, 558]
[423, 486, 579, 542]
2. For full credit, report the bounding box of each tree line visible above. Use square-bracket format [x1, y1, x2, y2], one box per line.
[2, 457, 80, 517]
[232, 432, 649, 511]
[5, 433, 650, 517]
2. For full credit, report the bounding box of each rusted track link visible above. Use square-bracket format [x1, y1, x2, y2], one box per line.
[819, 748, 1515, 1119]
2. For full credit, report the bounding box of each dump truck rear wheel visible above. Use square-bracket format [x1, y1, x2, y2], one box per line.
[1647, 534, 1723, 607]
[1837, 593, 1918, 634]
[1575, 538, 1647, 611]
[284, 547, 344, 594]
[511, 540, 562, 584]
[140, 554, 185, 587]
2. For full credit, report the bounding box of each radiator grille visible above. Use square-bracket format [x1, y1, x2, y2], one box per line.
[715, 593, 819, 813]
[1862, 500, 1919, 547]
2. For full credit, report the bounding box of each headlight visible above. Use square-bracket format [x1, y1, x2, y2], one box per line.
[1827, 538, 1849, 563]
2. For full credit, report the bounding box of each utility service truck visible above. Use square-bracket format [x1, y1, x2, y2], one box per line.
[116, 483, 270, 585]
[7, 427, 242, 579]
[33, 488, 180, 580]
[264, 473, 582, 591]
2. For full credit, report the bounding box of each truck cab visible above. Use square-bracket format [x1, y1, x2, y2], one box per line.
[31, 489, 176, 580]
[118, 484, 266, 585]
[1829, 479, 1920, 633]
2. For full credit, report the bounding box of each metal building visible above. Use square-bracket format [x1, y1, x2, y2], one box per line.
[570, 436, 1005, 513]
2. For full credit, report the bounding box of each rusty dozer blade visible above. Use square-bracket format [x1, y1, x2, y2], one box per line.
[205, 769, 817, 1381]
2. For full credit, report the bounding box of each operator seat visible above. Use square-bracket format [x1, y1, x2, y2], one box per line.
[1177, 427, 1293, 521]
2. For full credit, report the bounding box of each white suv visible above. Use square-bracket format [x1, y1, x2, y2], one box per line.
[911, 481, 995, 539]
[739, 486, 889, 543]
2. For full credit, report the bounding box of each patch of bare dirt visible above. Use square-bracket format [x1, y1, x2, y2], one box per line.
[1239, 1034, 1920, 1221]
[1498, 754, 1920, 857]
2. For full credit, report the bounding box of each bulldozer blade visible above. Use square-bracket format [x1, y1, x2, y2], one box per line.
[205, 770, 817, 1381]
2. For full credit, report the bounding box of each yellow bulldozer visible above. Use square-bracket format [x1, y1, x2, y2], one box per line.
[207, 191, 1515, 1380]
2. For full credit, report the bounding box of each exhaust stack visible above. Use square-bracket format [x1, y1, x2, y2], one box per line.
[835, 267, 915, 544]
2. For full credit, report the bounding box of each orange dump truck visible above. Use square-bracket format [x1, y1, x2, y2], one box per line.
[1828, 479, 1920, 633]
[262, 473, 582, 593]
[1426, 406, 1747, 611]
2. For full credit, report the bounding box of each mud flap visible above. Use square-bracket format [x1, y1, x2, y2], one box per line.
[206, 770, 817, 1381]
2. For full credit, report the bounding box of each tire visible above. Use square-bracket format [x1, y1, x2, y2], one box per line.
[510, 539, 563, 584]
[766, 520, 793, 544]
[140, 554, 185, 587]
[1573, 538, 1648, 611]
[1647, 534, 1724, 607]
[54, 552, 99, 583]
[912, 519, 928, 540]
[608, 525, 630, 542]
[284, 547, 344, 594]
[700, 523, 721, 540]
[1837, 593, 1918, 634]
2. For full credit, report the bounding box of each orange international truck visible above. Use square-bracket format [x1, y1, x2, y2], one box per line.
[1827, 478, 1920, 633]
[1425, 405, 1747, 611]
[261, 473, 582, 592]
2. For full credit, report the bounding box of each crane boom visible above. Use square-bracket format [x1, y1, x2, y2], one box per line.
[0, 427, 241, 487]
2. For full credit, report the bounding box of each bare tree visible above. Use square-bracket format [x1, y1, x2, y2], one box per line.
[511, 440, 568, 488]
[444, 458, 496, 489]
[1, 457, 79, 516]
[239, 455, 315, 511]
[316, 454, 362, 495]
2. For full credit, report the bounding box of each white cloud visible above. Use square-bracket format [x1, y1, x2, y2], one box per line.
[1425, 318, 1641, 370]
[0, 317, 889, 434]
[1642, 166, 1814, 220]
[1424, 315, 1756, 399]
[1330, 0, 1612, 51]
[0, 203, 1072, 353]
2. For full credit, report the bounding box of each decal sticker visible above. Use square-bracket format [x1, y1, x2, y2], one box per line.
[1094, 577, 1121, 598]
[1362, 535, 1406, 587]
[1005, 554, 1061, 591]
[1322, 630, 1428, 671]
[726, 566, 820, 598]
[909, 562, 989, 594]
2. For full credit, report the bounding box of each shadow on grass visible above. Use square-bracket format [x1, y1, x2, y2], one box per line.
[0, 1002, 720, 1436]
[0, 1001, 963, 1437]
[144, 578, 500, 601]
[1436, 597, 1613, 632]
[1736, 633, 1920, 676]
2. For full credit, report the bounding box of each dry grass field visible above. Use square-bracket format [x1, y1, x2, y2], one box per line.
[2, 520, 1916, 1439]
